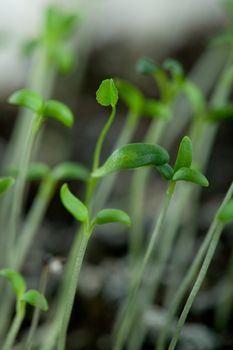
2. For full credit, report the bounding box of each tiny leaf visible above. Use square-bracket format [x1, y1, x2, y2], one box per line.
[173, 167, 209, 187]
[174, 136, 192, 172]
[162, 58, 184, 78]
[54, 45, 75, 74]
[96, 79, 118, 107]
[52, 162, 89, 181]
[27, 163, 50, 181]
[0, 269, 26, 297]
[21, 290, 48, 311]
[115, 79, 144, 114]
[43, 100, 74, 127]
[136, 57, 159, 75]
[156, 164, 174, 180]
[92, 143, 169, 178]
[218, 199, 233, 223]
[0, 176, 15, 194]
[93, 209, 131, 226]
[60, 184, 88, 223]
[8, 89, 44, 114]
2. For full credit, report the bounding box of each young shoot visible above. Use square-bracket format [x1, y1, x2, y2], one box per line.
[58, 183, 131, 350]
[0, 269, 48, 350]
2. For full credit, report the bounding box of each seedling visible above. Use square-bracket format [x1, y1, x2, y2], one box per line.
[58, 184, 131, 350]
[0, 269, 48, 350]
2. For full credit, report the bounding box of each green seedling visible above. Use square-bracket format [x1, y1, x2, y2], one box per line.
[9, 89, 74, 130]
[58, 184, 131, 350]
[0, 269, 48, 350]
[113, 136, 209, 350]
[0, 176, 15, 194]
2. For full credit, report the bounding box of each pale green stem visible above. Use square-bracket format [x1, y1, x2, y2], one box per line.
[2, 301, 25, 350]
[15, 176, 56, 269]
[113, 182, 176, 350]
[58, 230, 89, 350]
[156, 182, 233, 350]
[26, 265, 49, 350]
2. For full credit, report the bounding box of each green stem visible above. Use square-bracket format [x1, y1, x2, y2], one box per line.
[58, 230, 89, 350]
[15, 176, 56, 269]
[156, 182, 233, 350]
[2, 301, 25, 350]
[113, 181, 175, 350]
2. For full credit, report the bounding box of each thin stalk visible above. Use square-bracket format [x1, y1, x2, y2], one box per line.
[15, 176, 56, 269]
[2, 301, 25, 350]
[113, 182, 176, 350]
[26, 265, 49, 350]
[168, 223, 224, 350]
[58, 230, 89, 350]
[129, 118, 167, 261]
[156, 182, 233, 350]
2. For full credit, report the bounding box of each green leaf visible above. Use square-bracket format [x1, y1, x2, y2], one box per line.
[92, 143, 169, 178]
[60, 184, 88, 223]
[52, 162, 89, 181]
[21, 290, 48, 311]
[0, 176, 15, 194]
[163, 58, 184, 78]
[182, 81, 205, 114]
[173, 167, 209, 187]
[93, 209, 131, 226]
[218, 199, 233, 223]
[174, 136, 192, 172]
[136, 57, 159, 75]
[96, 79, 118, 107]
[0, 269, 26, 297]
[27, 163, 50, 181]
[142, 100, 171, 119]
[207, 105, 233, 122]
[115, 79, 144, 114]
[8, 89, 44, 114]
[43, 100, 74, 127]
[54, 45, 75, 74]
[156, 164, 174, 180]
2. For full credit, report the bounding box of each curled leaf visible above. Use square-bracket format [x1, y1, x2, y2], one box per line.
[96, 79, 118, 107]
[163, 58, 184, 78]
[21, 290, 48, 311]
[0, 269, 26, 298]
[93, 209, 131, 226]
[174, 136, 192, 172]
[52, 162, 89, 181]
[8, 89, 44, 114]
[156, 164, 174, 180]
[43, 100, 74, 127]
[218, 199, 233, 223]
[60, 184, 88, 223]
[0, 176, 15, 194]
[92, 143, 169, 178]
[136, 57, 159, 75]
[173, 167, 209, 187]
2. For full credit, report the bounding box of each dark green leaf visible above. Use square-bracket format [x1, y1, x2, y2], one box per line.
[92, 143, 169, 178]
[8, 89, 44, 114]
[93, 209, 131, 226]
[0, 269, 26, 297]
[142, 100, 171, 119]
[60, 184, 88, 223]
[21, 290, 48, 311]
[174, 136, 192, 172]
[0, 176, 15, 194]
[136, 57, 159, 75]
[43, 100, 74, 127]
[173, 167, 209, 187]
[52, 162, 89, 181]
[115, 79, 144, 114]
[96, 79, 118, 107]
[27, 163, 50, 181]
[218, 199, 233, 223]
[156, 164, 174, 180]
[207, 105, 233, 122]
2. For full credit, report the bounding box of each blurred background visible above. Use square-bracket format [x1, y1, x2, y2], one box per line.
[0, 0, 233, 349]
